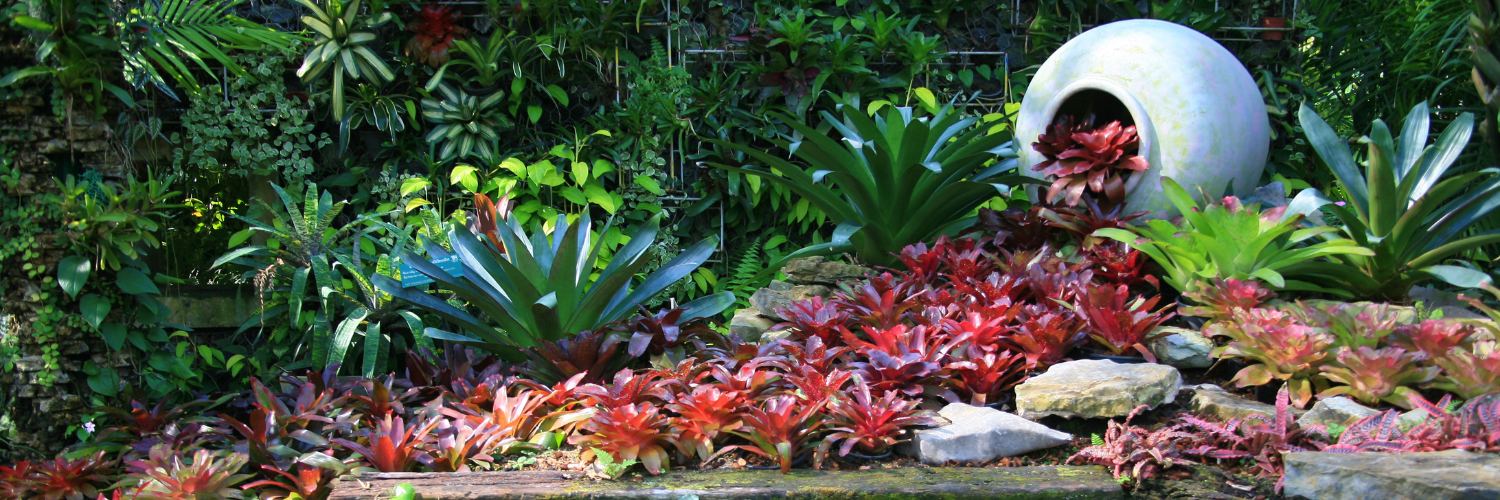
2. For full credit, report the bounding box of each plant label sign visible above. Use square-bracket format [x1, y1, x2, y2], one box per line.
[397, 255, 465, 288]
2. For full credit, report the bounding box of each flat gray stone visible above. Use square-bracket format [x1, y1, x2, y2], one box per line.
[1188, 385, 1286, 422]
[1147, 327, 1213, 369]
[907, 403, 1072, 464]
[728, 309, 775, 342]
[781, 256, 872, 286]
[748, 281, 832, 320]
[1014, 360, 1182, 419]
[1283, 450, 1500, 500]
[1296, 397, 1380, 430]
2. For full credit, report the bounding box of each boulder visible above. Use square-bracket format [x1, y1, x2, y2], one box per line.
[728, 309, 776, 342]
[780, 256, 871, 286]
[1147, 327, 1213, 369]
[906, 404, 1073, 464]
[1014, 360, 1182, 419]
[748, 281, 832, 320]
[1283, 450, 1500, 500]
[757, 328, 794, 345]
[1296, 397, 1380, 430]
[1188, 385, 1284, 422]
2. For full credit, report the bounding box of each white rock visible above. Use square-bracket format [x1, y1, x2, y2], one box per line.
[907, 404, 1072, 464]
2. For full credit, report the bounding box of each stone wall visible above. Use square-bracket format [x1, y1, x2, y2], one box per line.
[0, 31, 127, 456]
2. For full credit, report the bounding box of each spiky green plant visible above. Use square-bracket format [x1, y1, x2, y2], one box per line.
[708, 98, 1032, 267]
[1298, 102, 1500, 298]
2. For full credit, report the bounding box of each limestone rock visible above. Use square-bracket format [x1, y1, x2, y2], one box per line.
[728, 309, 775, 342]
[1014, 360, 1182, 419]
[1283, 450, 1500, 500]
[1296, 396, 1380, 430]
[749, 281, 831, 320]
[757, 329, 794, 345]
[780, 256, 871, 286]
[907, 403, 1072, 464]
[1188, 385, 1283, 422]
[1147, 327, 1213, 369]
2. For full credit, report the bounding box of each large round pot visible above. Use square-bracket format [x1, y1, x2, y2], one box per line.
[1015, 20, 1270, 215]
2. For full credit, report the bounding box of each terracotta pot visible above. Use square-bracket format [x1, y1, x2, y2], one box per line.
[1261, 17, 1287, 41]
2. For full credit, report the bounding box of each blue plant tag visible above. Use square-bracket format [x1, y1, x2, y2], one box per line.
[397, 255, 464, 288]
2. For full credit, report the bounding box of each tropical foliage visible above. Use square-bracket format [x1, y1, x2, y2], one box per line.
[710, 99, 1031, 267]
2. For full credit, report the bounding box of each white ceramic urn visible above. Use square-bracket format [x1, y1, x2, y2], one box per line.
[1015, 19, 1270, 215]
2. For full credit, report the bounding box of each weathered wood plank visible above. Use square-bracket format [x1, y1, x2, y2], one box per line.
[328, 466, 1121, 499]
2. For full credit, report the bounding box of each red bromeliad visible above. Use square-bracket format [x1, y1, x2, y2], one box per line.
[667, 385, 745, 464]
[1032, 117, 1149, 207]
[776, 297, 851, 347]
[1318, 346, 1437, 408]
[733, 395, 825, 473]
[244, 463, 336, 500]
[1004, 305, 1086, 369]
[822, 380, 939, 457]
[1393, 320, 1475, 360]
[1075, 284, 1174, 361]
[1211, 308, 1333, 407]
[332, 415, 440, 472]
[128, 446, 253, 498]
[570, 403, 676, 475]
[945, 348, 1033, 406]
[405, 5, 465, 66]
[1180, 278, 1275, 321]
[1433, 341, 1500, 399]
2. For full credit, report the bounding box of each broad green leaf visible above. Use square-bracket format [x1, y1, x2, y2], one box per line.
[116, 268, 159, 295]
[99, 323, 126, 351]
[913, 87, 938, 111]
[405, 198, 431, 213]
[451, 164, 479, 192]
[81, 294, 110, 329]
[400, 177, 431, 197]
[58, 255, 91, 298]
[571, 161, 590, 184]
[634, 176, 666, 195]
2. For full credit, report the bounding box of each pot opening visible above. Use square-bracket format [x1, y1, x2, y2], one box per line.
[1054, 89, 1133, 129]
